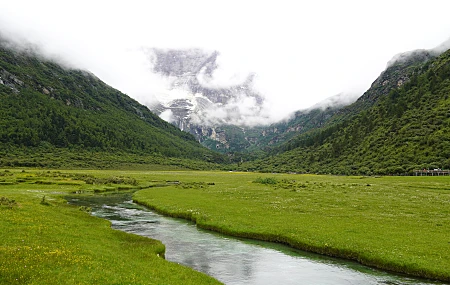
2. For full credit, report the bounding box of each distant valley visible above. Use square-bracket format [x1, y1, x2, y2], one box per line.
[146, 48, 356, 154]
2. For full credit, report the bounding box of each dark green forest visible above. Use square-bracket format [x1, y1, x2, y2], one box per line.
[0, 42, 224, 168]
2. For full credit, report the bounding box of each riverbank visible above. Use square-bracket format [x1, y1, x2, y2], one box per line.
[0, 169, 222, 284]
[1, 169, 448, 283]
[132, 171, 450, 282]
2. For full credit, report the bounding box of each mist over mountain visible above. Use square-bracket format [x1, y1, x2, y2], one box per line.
[145, 48, 362, 154]
[241, 45, 450, 174]
[147, 48, 268, 128]
[1, 29, 450, 175]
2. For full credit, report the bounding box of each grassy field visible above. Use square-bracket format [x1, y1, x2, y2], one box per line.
[0, 169, 221, 285]
[132, 171, 450, 282]
[1, 169, 449, 283]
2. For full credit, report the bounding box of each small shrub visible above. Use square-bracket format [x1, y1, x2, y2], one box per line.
[178, 182, 209, 189]
[78, 206, 92, 212]
[40, 195, 51, 206]
[0, 171, 13, 177]
[0, 196, 17, 208]
[35, 180, 54, 185]
[253, 177, 278, 185]
[80, 175, 138, 186]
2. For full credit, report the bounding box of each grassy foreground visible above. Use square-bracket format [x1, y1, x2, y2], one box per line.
[132, 171, 450, 282]
[1, 169, 449, 283]
[0, 169, 221, 285]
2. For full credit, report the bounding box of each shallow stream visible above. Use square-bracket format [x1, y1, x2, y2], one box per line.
[67, 193, 444, 285]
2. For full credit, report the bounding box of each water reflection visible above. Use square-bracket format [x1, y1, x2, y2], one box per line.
[67, 194, 444, 285]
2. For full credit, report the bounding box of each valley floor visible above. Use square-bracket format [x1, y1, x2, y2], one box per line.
[133, 171, 450, 282]
[1, 169, 449, 283]
[0, 169, 221, 285]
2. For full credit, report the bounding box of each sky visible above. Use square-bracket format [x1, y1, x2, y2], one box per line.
[1, 0, 450, 124]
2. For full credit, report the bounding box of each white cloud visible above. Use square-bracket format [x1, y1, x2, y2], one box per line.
[159, 109, 175, 123]
[1, 0, 450, 124]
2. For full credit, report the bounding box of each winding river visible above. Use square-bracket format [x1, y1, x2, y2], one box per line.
[67, 193, 444, 285]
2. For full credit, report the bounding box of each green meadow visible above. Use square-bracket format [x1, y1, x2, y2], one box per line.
[1, 169, 449, 283]
[132, 171, 450, 282]
[0, 169, 221, 285]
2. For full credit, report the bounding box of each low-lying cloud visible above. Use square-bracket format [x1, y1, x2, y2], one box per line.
[189, 96, 273, 127]
[145, 48, 278, 127]
[1, 0, 450, 128]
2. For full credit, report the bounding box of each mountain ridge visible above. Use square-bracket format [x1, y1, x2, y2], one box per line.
[2, 35, 450, 174]
[241, 48, 450, 174]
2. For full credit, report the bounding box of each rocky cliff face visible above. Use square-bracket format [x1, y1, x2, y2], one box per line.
[147, 48, 274, 151]
[148, 48, 263, 125]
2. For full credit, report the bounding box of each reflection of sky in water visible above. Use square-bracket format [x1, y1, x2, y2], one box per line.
[69, 196, 443, 285]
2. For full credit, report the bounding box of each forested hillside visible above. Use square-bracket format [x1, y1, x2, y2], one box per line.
[242, 49, 450, 175]
[0, 40, 224, 168]
[202, 105, 342, 156]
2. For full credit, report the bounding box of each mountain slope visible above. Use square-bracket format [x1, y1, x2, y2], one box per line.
[242, 49, 450, 174]
[148, 48, 263, 128]
[330, 49, 437, 124]
[202, 104, 345, 155]
[0, 40, 224, 166]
